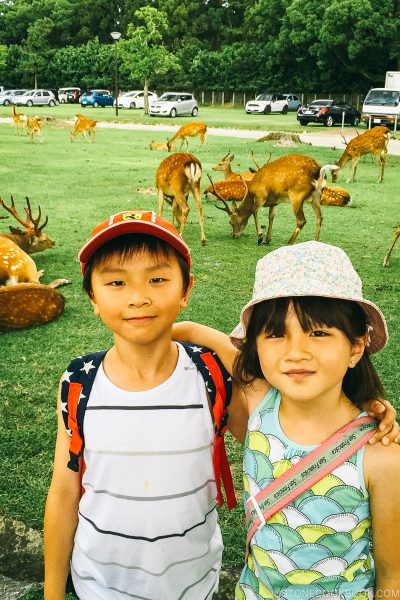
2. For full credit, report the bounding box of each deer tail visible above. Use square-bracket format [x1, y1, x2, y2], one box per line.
[314, 164, 339, 190]
[184, 162, 202, 183]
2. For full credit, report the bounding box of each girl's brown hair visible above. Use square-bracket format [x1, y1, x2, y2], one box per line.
[233, 296, 385, 408]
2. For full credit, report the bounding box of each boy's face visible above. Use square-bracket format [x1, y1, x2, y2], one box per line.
[90, 249, 193, 347]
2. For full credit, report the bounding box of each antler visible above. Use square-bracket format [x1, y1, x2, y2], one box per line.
[206, 175, 232, 214]
[251, 150, 260, 171]
[238, 174, 249, 203]
[0, 196, 32, 229]
[24, 197, 48, 233]
[340, 132, 348, 145]
[222, 149, 231, 161]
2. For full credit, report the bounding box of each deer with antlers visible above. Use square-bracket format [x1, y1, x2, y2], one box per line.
[0, 196, 55, 254]
[166, 122, 207, 152]
[383, 224, 400, 267]
[332, 126, 390, 184]
[156, 152, 206, 245]
[211, 154, 338, 245]
[211, 151, 255, 182]
[71, 114, 97, 143]
[11, 105, 28, 135]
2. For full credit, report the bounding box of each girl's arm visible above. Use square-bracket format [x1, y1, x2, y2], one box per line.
[44, 384, 82, 600]
[363, 399, 400, 445]
[365, 443, 400, 595]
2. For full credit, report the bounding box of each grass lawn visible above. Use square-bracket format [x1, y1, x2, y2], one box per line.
[0, 112, 399, 598]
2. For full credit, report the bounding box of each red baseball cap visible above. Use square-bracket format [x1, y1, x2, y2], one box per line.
[79, 210, 191, 273]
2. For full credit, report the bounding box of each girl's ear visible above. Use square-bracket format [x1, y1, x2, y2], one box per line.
[180, 274, 194, 309]
[349, 334, 367, 368]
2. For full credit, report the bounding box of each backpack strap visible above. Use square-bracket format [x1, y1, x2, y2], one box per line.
[245, 415, 377, 548]
[181, 342, 237, 510]
[61, 350, 107, 472]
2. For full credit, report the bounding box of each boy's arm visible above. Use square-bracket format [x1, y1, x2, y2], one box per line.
[365, 443, 400, 595]
[44, 385, 82, 600]
[363, 399, 399, 445]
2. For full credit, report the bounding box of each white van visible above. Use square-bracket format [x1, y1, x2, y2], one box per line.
[362, 72, 400, 128]
[58, 87, 81, 103]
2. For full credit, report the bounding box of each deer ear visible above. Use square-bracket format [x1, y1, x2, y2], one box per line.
[229, 155, 234, 162]
[9, 226, 23, 234]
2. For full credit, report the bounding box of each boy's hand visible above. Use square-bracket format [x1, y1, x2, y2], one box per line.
[366, 399, 400, 445]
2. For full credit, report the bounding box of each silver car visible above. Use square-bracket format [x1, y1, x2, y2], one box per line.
[149, 92, 198, 118]
[0, 89, 28, 106]
[12, 89, 57, 107]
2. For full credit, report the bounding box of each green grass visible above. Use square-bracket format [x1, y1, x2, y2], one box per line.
[0, 114, 398, 597]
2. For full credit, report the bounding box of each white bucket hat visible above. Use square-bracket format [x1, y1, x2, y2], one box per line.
[230, 241, 388, 355]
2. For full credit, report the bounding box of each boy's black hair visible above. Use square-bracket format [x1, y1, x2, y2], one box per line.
[233, 296, 385, 408]
[82, 233, 191, 297]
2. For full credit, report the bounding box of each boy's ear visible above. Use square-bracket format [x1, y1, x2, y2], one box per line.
[90, 296, 100, 316]
[180, 274, 194, 309]
[349, 334, 367, 368]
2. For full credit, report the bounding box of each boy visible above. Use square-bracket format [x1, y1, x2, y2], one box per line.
[44, 210, 245, 600]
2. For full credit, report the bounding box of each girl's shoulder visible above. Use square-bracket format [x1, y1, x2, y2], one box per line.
[364, 440, 400, 488]
[244, 377, 271, 414]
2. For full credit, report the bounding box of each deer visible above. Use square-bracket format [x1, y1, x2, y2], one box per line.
[204, 177, 248, 203]
[0, 196, 55, 254]
[383, 224, 400, 267]
[156, 152, 206, 245]
[71, 114, 97, 143]
[211, 154, 338, 245]
[26, 116, 43, 143]
[166, 122, 207, 152]
[332, 126, 390, 184]
[149, 140, 176, 151]
[211, 151, 255, 182]
[11, 105, 28, 135]
[320, 186, 352, 206]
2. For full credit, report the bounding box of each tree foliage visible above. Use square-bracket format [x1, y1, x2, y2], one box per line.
[0, 0, 398, 92]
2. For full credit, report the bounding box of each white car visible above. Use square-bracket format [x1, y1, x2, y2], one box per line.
[149, 92, 198, 118]
[116, 90, 157, 109]
[245, 93, 288, 115]
[12, 89, 57, 107]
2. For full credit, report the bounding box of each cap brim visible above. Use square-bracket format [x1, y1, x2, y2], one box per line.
[79, 220, 191, 271]
[230, 294, 388, 355]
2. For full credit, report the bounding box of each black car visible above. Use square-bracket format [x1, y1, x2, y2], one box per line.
[297, 99, 361, 127]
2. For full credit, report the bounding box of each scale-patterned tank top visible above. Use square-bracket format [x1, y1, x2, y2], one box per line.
[236, 387, 375, 600]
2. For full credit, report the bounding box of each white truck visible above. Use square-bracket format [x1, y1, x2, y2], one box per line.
[362, 71, 400, 129]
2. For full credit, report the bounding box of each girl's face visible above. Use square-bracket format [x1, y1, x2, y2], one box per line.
[256, 304, 366, 406]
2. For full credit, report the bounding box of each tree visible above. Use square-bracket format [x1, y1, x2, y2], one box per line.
[119, 7, 181, 113]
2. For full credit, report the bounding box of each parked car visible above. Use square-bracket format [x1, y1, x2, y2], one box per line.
[116, 90, 158, 109]
[58, 87, 81, 103]
[245, 93, 288, 115]
[0, 89, 28, 106]
[297, 99, 361, 127]
[80, 90, 115, 108]
[11, 89, 57, 107]
[283, 93, 302, 111]
[149, 92, 198, 117]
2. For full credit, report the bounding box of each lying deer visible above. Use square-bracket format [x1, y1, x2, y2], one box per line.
[26, 116, 43, 143]
[0, 196, 55, 254]
[156, 152, 206, 245]
[212, 151, 255, 182]
[212, 154, 338, 245]
[320, 186, 351, 206]
[332, 126, 390, 184]
[205, 177, 248, 203]
[71, 114, 97, 143]
[149, 140, 176, 151]
[12, 105, 27, 134]
[167, 122, 207, 152]
[383, 224, 400, 267]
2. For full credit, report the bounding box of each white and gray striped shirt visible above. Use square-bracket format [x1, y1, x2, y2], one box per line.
[71, 343, 223, 600]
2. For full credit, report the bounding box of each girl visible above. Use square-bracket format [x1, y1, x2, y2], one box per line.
[174, 241, 400, 599]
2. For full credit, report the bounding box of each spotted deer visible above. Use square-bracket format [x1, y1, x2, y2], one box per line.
[383, 224, 400, 267]
[11, 105, 27, 134]
[204, 177, 248, 203]
[149, 140, 176, 151]
[0, 196, 55, 254]
[320, 186, 352, 206]
[332, 126, 390, 183]
[167, 122, 207, 152]
[26, 116, 44, 143]
[156, 152, 206, 245]
[212, 154, 338, 245]
[211, 151, 254, 182]
[71, 114, 97, 143]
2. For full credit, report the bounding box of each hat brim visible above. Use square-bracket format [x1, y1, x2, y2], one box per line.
[79, 220, 191, 272]
[230, 293, 388, 355]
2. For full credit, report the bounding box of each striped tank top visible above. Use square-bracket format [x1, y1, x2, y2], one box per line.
[236, 387, 375, 600]
[70, 343, 223, 600]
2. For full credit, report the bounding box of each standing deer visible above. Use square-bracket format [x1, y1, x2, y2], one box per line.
[332, 126, 390, 184]
[156, 153, 206, 245]
[11, 105, 27, 134]
[167, 122, 207, 152]
[211, 151, 254, 182]
[212, 154, 338, 245]
[26, 116, 44, 143]
[71, 114, 97, 143]
[383, 224, 400, 267]
[0, 196, 55, 253]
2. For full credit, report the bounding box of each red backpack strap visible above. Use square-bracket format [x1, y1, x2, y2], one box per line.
[181, 343, 237, 510]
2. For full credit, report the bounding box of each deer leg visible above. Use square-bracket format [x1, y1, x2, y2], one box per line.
[347, 157, 359, 183]
[175, 193, 190, 235]
[189, 182, 206, 245]
[288, 196, 306, 245]
[310, 191, 323, 241]
[264, 205, 277, 245]
[378, 151, 385, 183]
[157, 188, 165, 217]
[383, 226, 400, 267]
